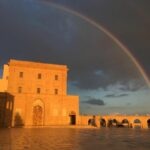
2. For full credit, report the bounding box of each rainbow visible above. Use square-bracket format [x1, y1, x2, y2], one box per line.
[41, 1, 150, 87]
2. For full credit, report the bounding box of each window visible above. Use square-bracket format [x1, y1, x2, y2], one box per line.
[19, 72, 23, 78]
[37, 88, 41, 94]
[38, 73, 42, 79]
[55, 75, 58, 80]
[18, 87, 22, 93]
[54, 89, 58, 95]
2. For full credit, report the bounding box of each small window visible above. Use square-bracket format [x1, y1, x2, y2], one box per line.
[18, 87, 22, 93]
[55, 75, 58, 80]
[37, 88, 41, 94]
[38, 73, 42, 79]
[19, 72, 23, 78]
[54, 89, 58, 95]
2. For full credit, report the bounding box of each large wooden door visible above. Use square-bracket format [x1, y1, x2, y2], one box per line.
[33, 105, 43, 126]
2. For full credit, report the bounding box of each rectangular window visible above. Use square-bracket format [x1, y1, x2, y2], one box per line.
[18, 87, 22, 93]
[38, 73, 42, 79]
[54, 89, 58, 95]
[19, 72, 23, 78]
[55, 75, 58, 80]
[37, 88, 41, 94]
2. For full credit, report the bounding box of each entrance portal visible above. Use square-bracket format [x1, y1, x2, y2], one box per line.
[33, 105, 43, 126]
[122, 119, 129, 128]
[70, 115, 76, 125]
[69, 111, 76, 125]
[147, 119, 150, 128]
[100, 118, 106, 127]
[133, 119, 141, 128]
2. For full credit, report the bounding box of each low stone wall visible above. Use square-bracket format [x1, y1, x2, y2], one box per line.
[101, 115, 150, 129]
[77, 115, 101, 127]
[77, 115, 150, 129]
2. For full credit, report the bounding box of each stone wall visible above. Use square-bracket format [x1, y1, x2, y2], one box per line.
[0, 92, 14, 127]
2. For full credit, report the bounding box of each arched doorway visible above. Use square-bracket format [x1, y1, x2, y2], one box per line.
[107, 119, 113, 127]
[122, 119, 129, 127]
[69, 111, 76, 125]
[107, 119, 118, 127]
[88, 119, 92, 125]
[33, 105, 43, 126]
[100, 118, 106, 127]
[133, 119, 141, 128]
[112, 119, 118, 127]
[147, 119, 150, 128]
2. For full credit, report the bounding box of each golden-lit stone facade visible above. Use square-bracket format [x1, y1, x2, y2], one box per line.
[0, 59, 79, 127]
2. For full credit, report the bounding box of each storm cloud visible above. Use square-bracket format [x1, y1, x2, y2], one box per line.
[0, 0, 150, 115]
[0, 0, 149, 92]
[105, 93, 128, 98]
[53, 0, 150, 76]
[83, 98, 105, 106]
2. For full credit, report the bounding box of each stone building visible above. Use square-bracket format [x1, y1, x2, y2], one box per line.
[0, 59, 79, 127]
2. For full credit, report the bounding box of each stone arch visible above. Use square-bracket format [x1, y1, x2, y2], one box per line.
[112, 119, 118, 127]
[107, 119, 113, 127]
[122, 119, 129, 123]
[147, 119, 150, 128]
[88, 118, 92, 125]
[69, 111, 76, 125]
[112, 119, 117, 123]
[69, 111, 76, 115]
[122, 119, 129, 127]
[133, 119, 141, 128]
[100, 118, 106, 127]
[32, 99, 44, 126]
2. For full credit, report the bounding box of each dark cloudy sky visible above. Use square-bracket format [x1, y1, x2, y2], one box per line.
[0, 0, 150, 115]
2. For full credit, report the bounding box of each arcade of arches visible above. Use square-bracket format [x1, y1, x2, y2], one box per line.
[98, 116, 150, 129]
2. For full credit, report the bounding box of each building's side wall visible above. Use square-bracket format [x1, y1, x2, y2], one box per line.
[10, 94, 79, 126]
[0, 93, 6, 127]
[44, 95, 79, 125]
[0, 93, 14, 127]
